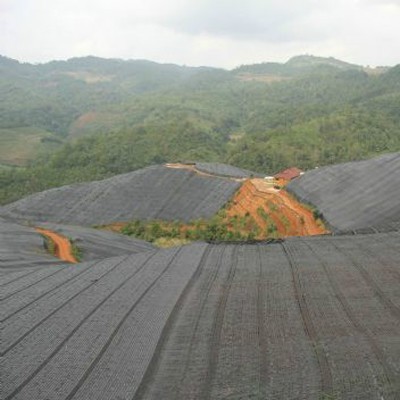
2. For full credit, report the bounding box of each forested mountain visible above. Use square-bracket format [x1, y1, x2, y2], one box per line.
[0, 55, 399, 204]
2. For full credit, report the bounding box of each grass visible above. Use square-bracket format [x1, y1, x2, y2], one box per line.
[153, 237, 192, 248]
[118, 215, 260, 245]
[70, 240, 83, 262]
[0, 127, 63, 166]
[41, 235, 56, 257]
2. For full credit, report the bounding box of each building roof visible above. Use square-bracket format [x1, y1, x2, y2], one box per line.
[274, 167, 303, 180]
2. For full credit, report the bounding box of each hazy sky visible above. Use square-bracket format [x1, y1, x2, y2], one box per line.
[1, 0, 399, 68]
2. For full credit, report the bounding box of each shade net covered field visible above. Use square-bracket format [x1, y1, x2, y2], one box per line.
[0, 216, 63, 269]
[287, 152, 400, 232]
[1, 165, 240, 226]
[2, 232, 400, 400]
[37, 223, 155, 262]
[194, 162, 261, 178]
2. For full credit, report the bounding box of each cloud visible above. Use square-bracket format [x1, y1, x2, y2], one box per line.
[155, 0, 338, 42]
[1, 0, 399, 68]
[361, 0, 400, 6]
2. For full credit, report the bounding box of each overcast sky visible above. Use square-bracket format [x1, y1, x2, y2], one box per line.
[1, 0, 399, 68]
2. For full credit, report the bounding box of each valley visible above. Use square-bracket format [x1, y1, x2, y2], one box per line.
[1, 55, 400, 206]
[1, 53, 399, 400]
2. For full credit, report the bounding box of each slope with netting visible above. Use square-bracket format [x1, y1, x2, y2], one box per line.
[287, 152, 400, 232]
[2, 232, 400, 400]
[2, 165, 241, 226]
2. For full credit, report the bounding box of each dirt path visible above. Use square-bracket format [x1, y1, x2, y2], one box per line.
[165, 163, 246, 182]
[226, 178, 328, 239]
[36, 227, 77, 263]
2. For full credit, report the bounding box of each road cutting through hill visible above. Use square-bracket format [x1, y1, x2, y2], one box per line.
[36, 227, 77, 263]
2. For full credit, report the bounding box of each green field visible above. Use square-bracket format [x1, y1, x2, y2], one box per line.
[0, 127, 63, 166]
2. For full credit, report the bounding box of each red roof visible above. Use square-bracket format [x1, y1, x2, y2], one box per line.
[274, 167, 303, 181]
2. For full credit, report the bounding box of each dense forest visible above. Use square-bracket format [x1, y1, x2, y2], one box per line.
[1, 54, 399, 204]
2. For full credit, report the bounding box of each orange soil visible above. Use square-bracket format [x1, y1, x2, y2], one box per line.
[36, 228, 77, 263]
[226, 179, 328, 239]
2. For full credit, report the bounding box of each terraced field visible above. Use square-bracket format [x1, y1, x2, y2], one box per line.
[2, 232, 399, 400]
[288, 152, 400, 232]
[2, 165, 240, 226]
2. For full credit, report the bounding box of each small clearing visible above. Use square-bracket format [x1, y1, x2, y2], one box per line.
[36, 227, 77, 263]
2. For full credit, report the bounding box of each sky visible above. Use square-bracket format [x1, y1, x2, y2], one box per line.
[1, 0, 399, 69]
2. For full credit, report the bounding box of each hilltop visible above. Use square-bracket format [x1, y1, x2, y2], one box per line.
[1, 54, 400, 204]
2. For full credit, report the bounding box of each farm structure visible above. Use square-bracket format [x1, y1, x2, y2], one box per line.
[1, 165, 240, 226]
[2, 231, 400, 399]
[274, 167, 303, 182]
[288, 152, 400, 232]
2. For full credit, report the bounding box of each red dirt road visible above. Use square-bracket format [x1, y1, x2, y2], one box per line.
[36, 227, 77, 263]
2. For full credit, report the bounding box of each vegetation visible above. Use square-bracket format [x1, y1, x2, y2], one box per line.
[120, 218, 247, 244]
[1, 55, 399, 204]
[118, 208, 265, 245]
[70, 240, 83, 262]
[42, 235, 56, 256]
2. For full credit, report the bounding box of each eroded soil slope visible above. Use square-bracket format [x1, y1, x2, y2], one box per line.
[226, 178, 327, 238]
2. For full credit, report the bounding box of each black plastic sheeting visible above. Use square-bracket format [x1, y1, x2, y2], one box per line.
[2, 233, 400, 400]
[195, 162, 262, 178]
[2, 165, 240, 226]
[287, 153, 400, 232]
[37, 223, 155, 262]
[0, 216, 63, 269]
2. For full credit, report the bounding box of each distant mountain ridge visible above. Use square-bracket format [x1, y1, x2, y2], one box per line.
[1, 53, 399, 204]
[233, 54, 391, 76]
[1, 53, 395, 72]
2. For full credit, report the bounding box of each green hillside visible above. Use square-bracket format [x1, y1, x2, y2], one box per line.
[0, 127, 63, 167]
[0, 55, 399, 204]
